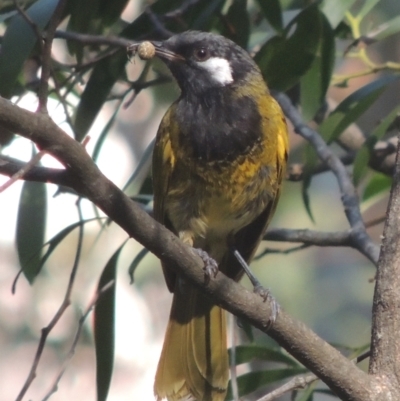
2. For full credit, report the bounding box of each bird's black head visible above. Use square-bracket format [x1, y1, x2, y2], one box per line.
[152, 31, 260, 96]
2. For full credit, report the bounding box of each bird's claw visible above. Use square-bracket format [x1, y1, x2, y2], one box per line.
[253, 284, 279, 329]
[193, 248, 219, 283]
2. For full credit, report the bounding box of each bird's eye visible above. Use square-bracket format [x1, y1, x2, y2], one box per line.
[193, 47, 210, 61]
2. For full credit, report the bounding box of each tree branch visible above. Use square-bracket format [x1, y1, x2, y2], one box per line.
[0, 95, 387, 401]
[0, 155, 75, 187]
[369, 131, 400, 389]
[36, 0, 67, 112]
[274, 92, 380, 266]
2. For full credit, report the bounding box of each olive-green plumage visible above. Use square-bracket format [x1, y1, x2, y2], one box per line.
[151, 31, 289, 401]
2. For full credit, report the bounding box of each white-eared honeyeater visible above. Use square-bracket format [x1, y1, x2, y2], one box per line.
[149, 31, 289, 401]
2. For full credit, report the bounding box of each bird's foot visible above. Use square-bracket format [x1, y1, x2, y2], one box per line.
[233, 249, 279, 328]
[253, 284, 280, 329]
[193, 248, 219, 283]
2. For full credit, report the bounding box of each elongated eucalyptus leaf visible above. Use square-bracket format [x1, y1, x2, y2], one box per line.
[301, 144, 318, 222]
[362, 172, 392, 202]
[255, 0, 282, 33]
[221, 0, 250, 48]
[320, 0, 356, 28]
[319, 75, 400, 143]
[297, 383, 317, 401]
[41, 217, 101, 267]
[236, 318, 254, 342]
[353, 105, 400, 186]
[357, 0, 380, 20]
[94, 242, 126, 401]
[254, 4, 322, 91]
[373, 15, 400, 41]
[123, 138, 155, 196]
[300, 12, 335, 121]
[16, 181, 47, 283]
[128, 248, 149, 284]
[0, 0, 58, 97]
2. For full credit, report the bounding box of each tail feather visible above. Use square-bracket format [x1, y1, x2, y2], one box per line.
[154, 282, 228, 401]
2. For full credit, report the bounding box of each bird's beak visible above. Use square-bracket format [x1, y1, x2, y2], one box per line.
[151, 41, 185, 62]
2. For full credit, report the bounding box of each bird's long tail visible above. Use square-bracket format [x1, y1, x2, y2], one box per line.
[154, 282, 229, 401]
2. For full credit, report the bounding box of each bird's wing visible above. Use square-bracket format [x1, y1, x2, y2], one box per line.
[152, 105, 178, 291]
[227, 97, 289, 281]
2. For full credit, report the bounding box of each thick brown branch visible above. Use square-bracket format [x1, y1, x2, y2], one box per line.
[369, 132, 400, 389]
[0, 96, 387, 401]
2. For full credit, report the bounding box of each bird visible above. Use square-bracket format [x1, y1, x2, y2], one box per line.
[148, 31, 289, 401]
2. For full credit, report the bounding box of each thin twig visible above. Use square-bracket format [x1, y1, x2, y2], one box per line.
[145, 7, 174, 38]
[274, 92, 380, 266]
[54, 30, 134, 48]
[50, 70, 75, 131]
[123, 76, 171, 108]
[164, 0, 202, 19]
[365, 215, 386, 228]
[15, 198, 85, 401]
[0, 150, 46, 192]
[13, 0, 43, 44]
[256, 244, 310, 259]
[41, 280, 115, 401]
[37, 0, 68, 113]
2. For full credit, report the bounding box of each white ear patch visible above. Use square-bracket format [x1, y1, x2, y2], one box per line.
[197, 57, 233, 85]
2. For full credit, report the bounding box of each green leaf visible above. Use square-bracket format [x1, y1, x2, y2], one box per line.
[66, 0, 100, 60]
[255, 0, 283, 32]
[296, 382, 317, 401]
[357, 0, 380, 20]
[94, 243, 126, 401]
[41, 218, 101, 267]
[128, 248, 149, 284]
[362, 172, 392, 202]
[98, 0, 130, 27]
[191, 0, 225, 31]
[123, 138, 154, 196]
[319, 75, 400, 143]
[353, 105, 400, 186]
[226, 367, 307, 400]
[370, 105, 400, 140]
[236, 318, 254, 342]
[229, 345, 299, 367]
[16, 181, 47, 283]
[320, 0, 356, 28]
[373, 15, 400, 41]
[0, 0, 58, 97]
[254, 4, 322, 91]
[353, 143, 372, 186]
[301, 144, 318, 222]
[92, 103, 121, 162]
[300, 12, 335, 121]
[221, 0, 250, 48]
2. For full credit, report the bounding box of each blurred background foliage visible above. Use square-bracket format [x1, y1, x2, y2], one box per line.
[0, 0, 400, 400]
